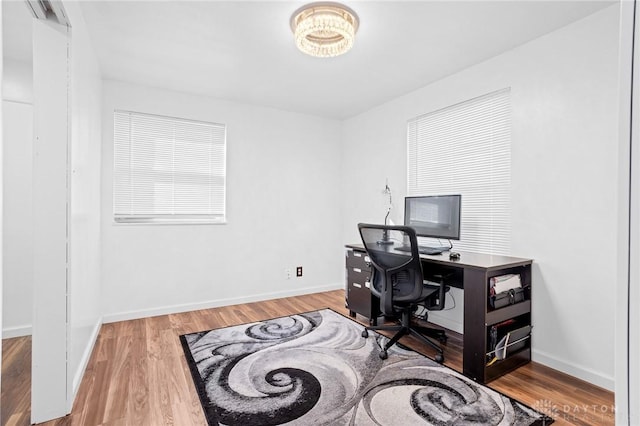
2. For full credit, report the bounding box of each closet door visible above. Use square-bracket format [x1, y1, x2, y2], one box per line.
[630, 4, 640, 419]
[617, 2, 639, 424]
[31, 18, 70, 423]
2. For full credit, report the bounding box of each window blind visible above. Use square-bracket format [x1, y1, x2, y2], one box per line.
[407, 88, 511, 254]
[113, 110, 226, 224]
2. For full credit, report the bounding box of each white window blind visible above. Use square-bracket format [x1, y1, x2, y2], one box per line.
[407, 88, 511, 254]
[113, 110, 226, 224]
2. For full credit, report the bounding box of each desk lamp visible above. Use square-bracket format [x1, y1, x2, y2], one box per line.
[377, 180, 394, 245]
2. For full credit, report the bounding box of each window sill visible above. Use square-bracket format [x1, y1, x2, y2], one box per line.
[113, 217, 226, 225]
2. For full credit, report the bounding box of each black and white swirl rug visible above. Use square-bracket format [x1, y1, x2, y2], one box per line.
[180, 309, 552, 425]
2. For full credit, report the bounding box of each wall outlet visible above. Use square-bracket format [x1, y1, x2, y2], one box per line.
[296, 266, 303, 277]
[285, 268, 292, 279]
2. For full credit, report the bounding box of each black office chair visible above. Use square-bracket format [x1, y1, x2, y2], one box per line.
[358, 223, 448, 363]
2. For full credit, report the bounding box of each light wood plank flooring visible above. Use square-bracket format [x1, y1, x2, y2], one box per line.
[2, 290, 614, 425]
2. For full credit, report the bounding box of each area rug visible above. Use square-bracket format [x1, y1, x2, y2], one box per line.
[180, 309, 552, 426]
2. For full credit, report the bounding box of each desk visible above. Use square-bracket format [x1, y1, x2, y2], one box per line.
[345, 243, 533, 384]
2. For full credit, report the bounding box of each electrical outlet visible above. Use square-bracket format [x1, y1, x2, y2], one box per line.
[296, 266, 303, 277]
[285, 268, 292, 279]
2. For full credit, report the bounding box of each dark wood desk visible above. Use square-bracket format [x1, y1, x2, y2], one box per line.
[345, 243, 533, 384]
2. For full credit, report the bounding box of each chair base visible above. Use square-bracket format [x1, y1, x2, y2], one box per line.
[362, 309, 445, 363]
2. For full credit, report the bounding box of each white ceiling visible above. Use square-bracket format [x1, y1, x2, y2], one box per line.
[4, 1, 616, 119]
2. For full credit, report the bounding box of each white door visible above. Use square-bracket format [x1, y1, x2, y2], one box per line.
[31, 18, 70, 423]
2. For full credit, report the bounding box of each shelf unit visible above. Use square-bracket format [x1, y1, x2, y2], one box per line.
[463, 263, 532, 383]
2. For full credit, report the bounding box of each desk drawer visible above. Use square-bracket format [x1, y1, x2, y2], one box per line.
[346, 249, 370, 270]
[346, 279, 377, 318]
[347, 267, 370, 287]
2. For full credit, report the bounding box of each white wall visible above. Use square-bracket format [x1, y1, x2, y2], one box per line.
[65, 1, 103, 401]
[2, 59, 32, 102]
[509, 6, 618, 392]
[2, 59, 34, 339]
[101, 81, 343, 321]
[2, 100, 32, 338]
[341, 5, 619, 390]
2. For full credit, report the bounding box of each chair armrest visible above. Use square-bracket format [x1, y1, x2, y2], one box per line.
[423, 280, 449, 311]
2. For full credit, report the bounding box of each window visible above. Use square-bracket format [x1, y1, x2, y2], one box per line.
[113, 110, 226, 224]
[407, 88, 511, 254]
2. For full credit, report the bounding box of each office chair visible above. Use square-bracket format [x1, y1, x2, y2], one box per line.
[358, 223, 448, 362]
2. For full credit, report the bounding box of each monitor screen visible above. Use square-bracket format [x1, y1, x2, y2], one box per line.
[404, 195, 461, 240]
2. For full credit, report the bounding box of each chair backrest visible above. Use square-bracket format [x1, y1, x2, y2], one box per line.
[357, 223, 425, 316]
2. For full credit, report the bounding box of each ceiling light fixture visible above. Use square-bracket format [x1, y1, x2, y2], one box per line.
[290, 2, 359, 58]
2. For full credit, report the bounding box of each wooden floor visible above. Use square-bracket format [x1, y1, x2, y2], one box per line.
[2, 290, 614, 426]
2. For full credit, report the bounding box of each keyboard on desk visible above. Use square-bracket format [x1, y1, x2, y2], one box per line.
[394, 245, 448, 255]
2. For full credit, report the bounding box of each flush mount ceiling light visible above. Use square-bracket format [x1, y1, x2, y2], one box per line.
[290, 2, 359, 58]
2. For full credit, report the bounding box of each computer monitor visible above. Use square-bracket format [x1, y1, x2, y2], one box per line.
[404, 195, 461, 240]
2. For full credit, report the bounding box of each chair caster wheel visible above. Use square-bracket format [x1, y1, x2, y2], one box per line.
[362, 330, 369, 338]
[438, 335, 448, 344]
[435, 353, 444, 363]
[379, 350, 388, 360]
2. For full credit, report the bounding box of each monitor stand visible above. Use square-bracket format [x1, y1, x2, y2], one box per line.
[376, 229, 394, 245]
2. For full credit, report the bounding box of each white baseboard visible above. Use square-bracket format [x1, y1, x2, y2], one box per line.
[103, 283, 344, 324]
[2, 324, 32, 339]
[532, 348, 615, 391]
[71, 318, 102, 401]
